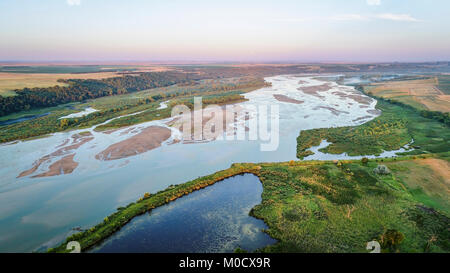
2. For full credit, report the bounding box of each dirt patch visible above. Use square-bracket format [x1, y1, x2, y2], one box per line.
[419, 158, 450, 184]
[32, 154, 78, 178]
[96, 126, 171, 161]
[273, 94, 304, 104]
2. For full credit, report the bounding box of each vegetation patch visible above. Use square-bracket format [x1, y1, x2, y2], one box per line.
[297, 100, 450, 159]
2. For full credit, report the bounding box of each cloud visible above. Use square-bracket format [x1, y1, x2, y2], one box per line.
[272, 18, 311, 23]
[374, 13, 421, 22]
[275, 13, 421, 24]
[331, 14, 368, 21]
[67, 0, 81, 6]
[329, 13, 420, 22]
[367, 0, 381, 5]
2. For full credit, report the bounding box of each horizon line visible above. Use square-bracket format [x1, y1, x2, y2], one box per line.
[1, 60, 449, 66]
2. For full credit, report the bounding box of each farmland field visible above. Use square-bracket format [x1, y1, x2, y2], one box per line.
[365, 77, 450, 112]
[0, 65, 172, 96]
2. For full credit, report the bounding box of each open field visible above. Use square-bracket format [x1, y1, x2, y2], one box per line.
[0, 65, 174, 96]
[385, 157, 450, 212]
[0, 72, 123, 96]
[365, 77, 450, 112]
[437, 75, 450, 94]
[49, 154, 450, 253]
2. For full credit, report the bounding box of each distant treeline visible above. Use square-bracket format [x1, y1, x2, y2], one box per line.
[0, 71, 200, 117]
[356, 85, 450, 126]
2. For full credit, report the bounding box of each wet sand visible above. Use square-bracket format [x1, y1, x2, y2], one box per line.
[168, 105, 248, 142]
[273, 94, 304, 104]
[332, 91, 373, 105]
[313, 106, 350, 116]
[96, 126, 171, 161]
[367, 109, 381, 115]
[32, 154, 78, 178]
[298, 84, 332, 98]
[353, 115, 373, 122]
[18, 133, 93, 178]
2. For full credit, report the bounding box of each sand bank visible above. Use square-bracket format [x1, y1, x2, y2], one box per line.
[17, 133, 93, 178]
[273, 94, 304, 104]
[313, 106, 350, 116]
[298, 84, 332, 98]
[96, 126, 171, 161]
[32, 154, 78, 178]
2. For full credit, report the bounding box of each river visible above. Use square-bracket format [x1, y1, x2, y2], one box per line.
[0, 75, 400, 252]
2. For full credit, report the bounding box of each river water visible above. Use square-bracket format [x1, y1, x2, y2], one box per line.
[0, 75, 406, 252]
[91, 174, 276, 253]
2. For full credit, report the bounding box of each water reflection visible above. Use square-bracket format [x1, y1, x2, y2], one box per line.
[92, 174, 276, 253]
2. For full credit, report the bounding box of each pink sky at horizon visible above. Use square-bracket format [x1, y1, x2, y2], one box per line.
[1, 0, 449, 63]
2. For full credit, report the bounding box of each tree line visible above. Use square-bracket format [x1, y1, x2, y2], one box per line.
[0, 71, 201, 117]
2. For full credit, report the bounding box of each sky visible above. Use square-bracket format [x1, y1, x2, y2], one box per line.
[0, 0, 449, 63]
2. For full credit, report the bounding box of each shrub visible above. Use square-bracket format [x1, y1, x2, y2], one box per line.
[361, 157, 369, 165]
[143, 192, 151, 199]
[373, 165, 390, 175]
[380, 229, 405, 252]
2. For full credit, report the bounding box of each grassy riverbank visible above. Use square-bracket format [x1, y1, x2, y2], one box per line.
[252, 155, 449, 253]
[297, 99, 450, 159]
[49, 153, 449, 253]
[48, 164, 263, 253]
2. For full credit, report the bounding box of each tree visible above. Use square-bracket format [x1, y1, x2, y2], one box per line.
[361, 157, 369, 165]
[60, 119, 69, 129]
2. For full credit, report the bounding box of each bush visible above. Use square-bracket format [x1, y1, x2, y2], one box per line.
[380, 229, 405, 252]
[373, 165, 390, 175]
[361, 157, 369, 165]
[143, 192, 151, 199]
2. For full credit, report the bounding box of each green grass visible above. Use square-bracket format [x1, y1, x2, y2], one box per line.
[385, 158, 450, 212]
[95, 92, 248, 131]
[437, 75, 450, 95]
[297, 100, 450, 159]
[252, 159, 448, 253]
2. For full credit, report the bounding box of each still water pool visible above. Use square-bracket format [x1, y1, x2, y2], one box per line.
[92, 174, 276, 253]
